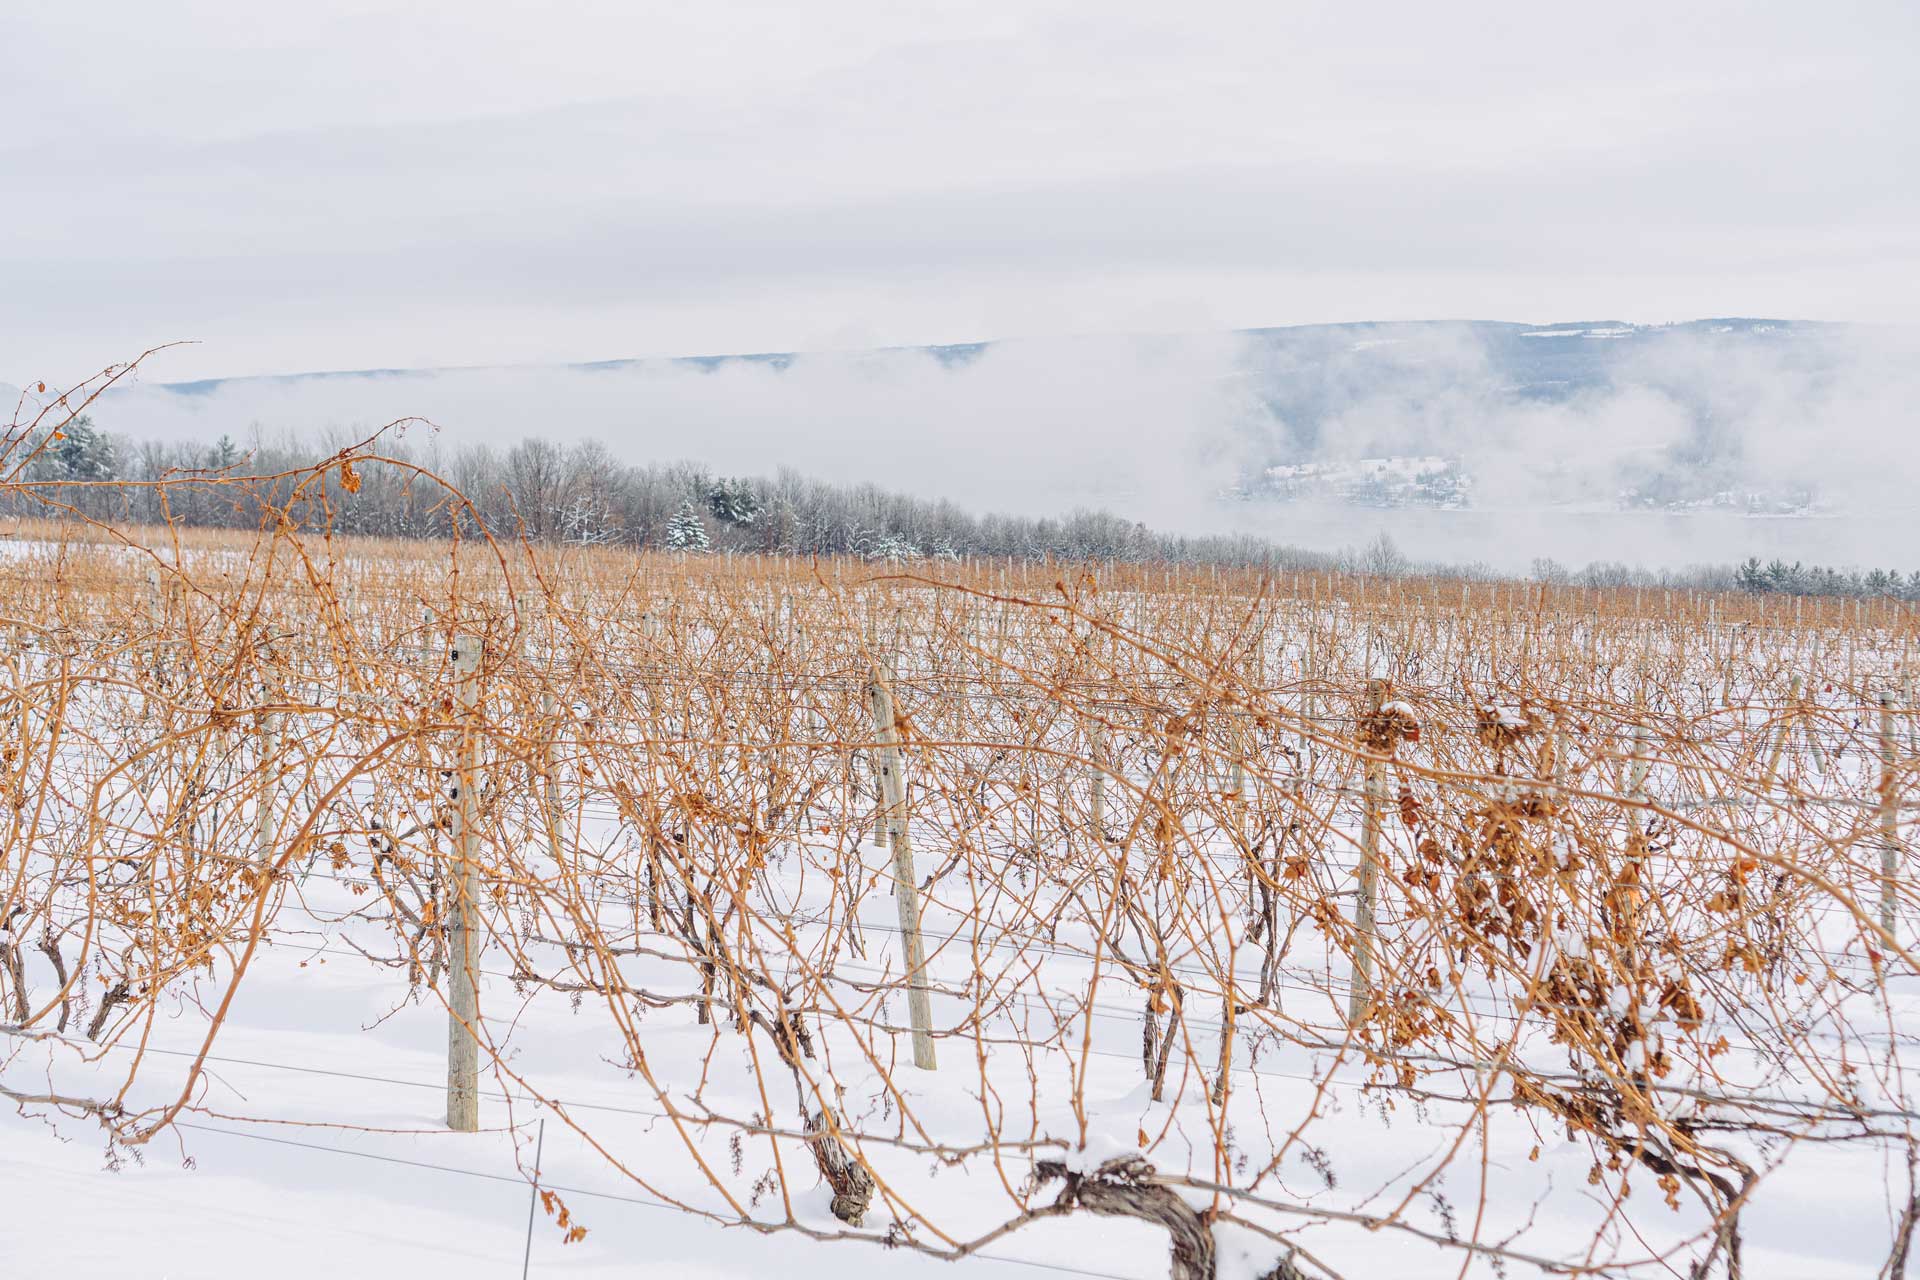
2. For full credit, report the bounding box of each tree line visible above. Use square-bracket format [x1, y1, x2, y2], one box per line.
[8, 418, 1911, 597]
[8, 419, 1343, 569]
[1732, 557, 1920, 600]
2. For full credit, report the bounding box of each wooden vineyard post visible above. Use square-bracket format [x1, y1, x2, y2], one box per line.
[1348, 680, 1387, 1028]
[1230, 720, 1253, 913]
[1231, 731, 1247, 831]
[1764, 675, 1802, 785]
[994, 601, 1009, 693]
[1302, 606, 1318, 773]
[1880, 691, 1901, 939]
[1907, 655, 1918, 758]
[253, 710, 280, 865]
[1799, 653, 1829, 775]
[1624, 710, 1652, 953]
[1628, 717, 1650, 839]
[252, 626, 280, 867]
[1905, 631, 1917, 757]
[1215, 720, 1251, 1104]
[536, 686, 570, 882]
[864, 628, 888, 850]
[1090, 721, 1107, 841]
[447, 634, 484, 1131]
[142, 566, 166, 721]
[867, 667, 937, 1070]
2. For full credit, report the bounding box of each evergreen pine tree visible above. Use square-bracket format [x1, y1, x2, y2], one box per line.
[664, 500, 710, 552]
[29, 414, 117, 482]
[56, 416, 116, 480]
[706, 478, 761, 526]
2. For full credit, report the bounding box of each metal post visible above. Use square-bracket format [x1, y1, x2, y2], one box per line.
[522, 1117, 546, 1280]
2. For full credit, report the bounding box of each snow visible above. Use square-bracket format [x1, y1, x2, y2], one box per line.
[1054, 1128, 1144, 1175]
[7, 801, 1907, 1280]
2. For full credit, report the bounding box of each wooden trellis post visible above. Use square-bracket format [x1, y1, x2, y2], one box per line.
[1348, 680, 1387, 1027]
[1906, 635, 1918, 757]
[1625, 709, 1652, 952]
[253, 711, 280, 865]
[447, 634, 484, 1131]
[537, 686, 568, 877]
[1628, 718, 1651, 835]
[1215, 719, 1252, 1104]
[1880, 691, 1901, 938]
[1090, 721, 1107, 841]
[867, 748, 887, 851]
[1764, 675, 1802, 785]
[144, 566, 166, 713]
[867, 667, 936, 1070]
[252, 626, 281, 867]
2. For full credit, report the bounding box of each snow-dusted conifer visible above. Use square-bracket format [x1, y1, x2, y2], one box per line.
[665, 500, 711, 552]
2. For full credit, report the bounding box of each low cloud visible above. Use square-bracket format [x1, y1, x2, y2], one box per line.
[76, 320, 1920, 572]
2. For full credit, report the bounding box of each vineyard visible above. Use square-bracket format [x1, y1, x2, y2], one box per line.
[3, 422, 1919, 1279]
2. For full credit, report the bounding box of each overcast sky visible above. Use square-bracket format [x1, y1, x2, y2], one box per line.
[5, 0, 1916, 383]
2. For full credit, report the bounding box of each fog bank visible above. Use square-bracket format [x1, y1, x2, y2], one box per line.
[69, 320, 1920, 573]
